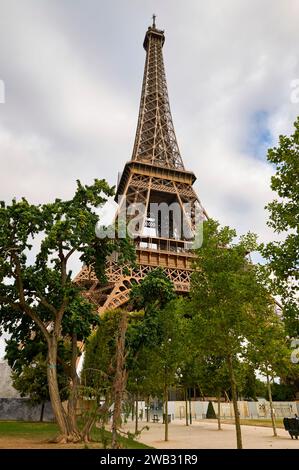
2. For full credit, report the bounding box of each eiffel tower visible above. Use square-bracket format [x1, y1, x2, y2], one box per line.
[74, 17, 207, 312]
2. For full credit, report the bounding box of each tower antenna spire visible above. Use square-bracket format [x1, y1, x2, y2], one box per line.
[152, 13, 156, 28]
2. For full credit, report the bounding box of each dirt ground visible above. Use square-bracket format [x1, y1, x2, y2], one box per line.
[123, 418, 299, 449]
[0, 437, 100, 449]
[1, 419, 299, 449]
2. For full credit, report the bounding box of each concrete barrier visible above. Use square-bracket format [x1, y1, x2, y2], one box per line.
[0, 398, 54, 422]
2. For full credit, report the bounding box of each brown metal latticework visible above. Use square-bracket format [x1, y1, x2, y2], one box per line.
[132, 25, 184, 169]
[74, 20, 207, 313]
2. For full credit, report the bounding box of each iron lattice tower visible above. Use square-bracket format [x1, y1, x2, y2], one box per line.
[132, 22, 184, 170]
[75, 20, 207, 312]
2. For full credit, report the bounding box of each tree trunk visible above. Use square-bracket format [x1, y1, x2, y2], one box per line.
[198, 384, 205, 401]
[266, 368, 277, 437]
[146, 395, 150, 423]
[135, 392, 139, 434]
[164, 383, 169, 441]
[47, 339, 69, 439]
[81, 399, 109, 443]
[217, 392, 222, 430]
[189, 392, 192, 425]
[40, 402, 45, 422]
[131, 396, 135, 422]
[227, 354, 242, 449]
[185, 387, 189, 426]
[111, 312, 128, 449]
[67, 332, 81, 440]
[67, 387, 79, 438]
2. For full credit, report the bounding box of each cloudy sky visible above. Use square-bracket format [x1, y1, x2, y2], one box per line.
[0, 0, 299, 357]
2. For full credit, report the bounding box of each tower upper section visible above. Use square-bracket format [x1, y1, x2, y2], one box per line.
[131, 21, 184, 170]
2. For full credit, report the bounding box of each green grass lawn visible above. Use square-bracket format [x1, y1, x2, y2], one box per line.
[221, 418, 284, 429]
[91, 426, 152, 449]
[0, 421, 152, 449]
[240, 418, 284, 428]
[0, 421, 58, 438]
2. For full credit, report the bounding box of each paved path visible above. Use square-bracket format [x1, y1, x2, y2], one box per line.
[123, 419, 299, 449]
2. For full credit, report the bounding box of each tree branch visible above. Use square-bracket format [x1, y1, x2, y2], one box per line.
[0, 297, 22, 313]
[57, 355, 72, 378]
[34, 292, 57, 317]
[54, 298, 69, 338]
[65, 246, 77, 262]
[58, 241, 64, 262]
[58, 241, 67, 287]
[0, 296, 50, 342]
[22, 304, 51, 342]
[7, 253, 51, 342]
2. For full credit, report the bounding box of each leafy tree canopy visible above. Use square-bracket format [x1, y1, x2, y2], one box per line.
[0, 179, 135, 439]
[262, 117, 299, 335]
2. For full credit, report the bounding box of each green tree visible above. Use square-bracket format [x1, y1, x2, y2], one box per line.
[82, 309, 124, 445]
[152, 300, 186, 441]
[175, 331, 198, 427]
[271, 382, 297, 401]
[0, 180, 134, 441]
[126, 334, 164, 427]
[83, 310, 122, 402]
[206, 401, 217, 419]
[240, 364, 258, 401]
[10, 352, 69, 423]
[126, 345, 153, 433]
[262, 117, 299, 335]
[197, 356, 231, 430]
[5, 332, 69, 415]
[111, 310, 128, 449]
[83, 309, 139, 448]
[255, 378, 268, 399]
[130, 267, 175, 314]
[128, 267, 176, 432]
[5, 294, 99, 440]
[246, 309, 296, 437]
[191, 219, 272, 449]
[84, 269, 185, 444]
[129, 269, 185, 441]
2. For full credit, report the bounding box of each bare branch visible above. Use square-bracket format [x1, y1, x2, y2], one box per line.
[65, 246, 77, 262]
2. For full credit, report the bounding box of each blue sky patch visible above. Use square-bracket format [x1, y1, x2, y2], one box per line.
[246, 110, 273, 161]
